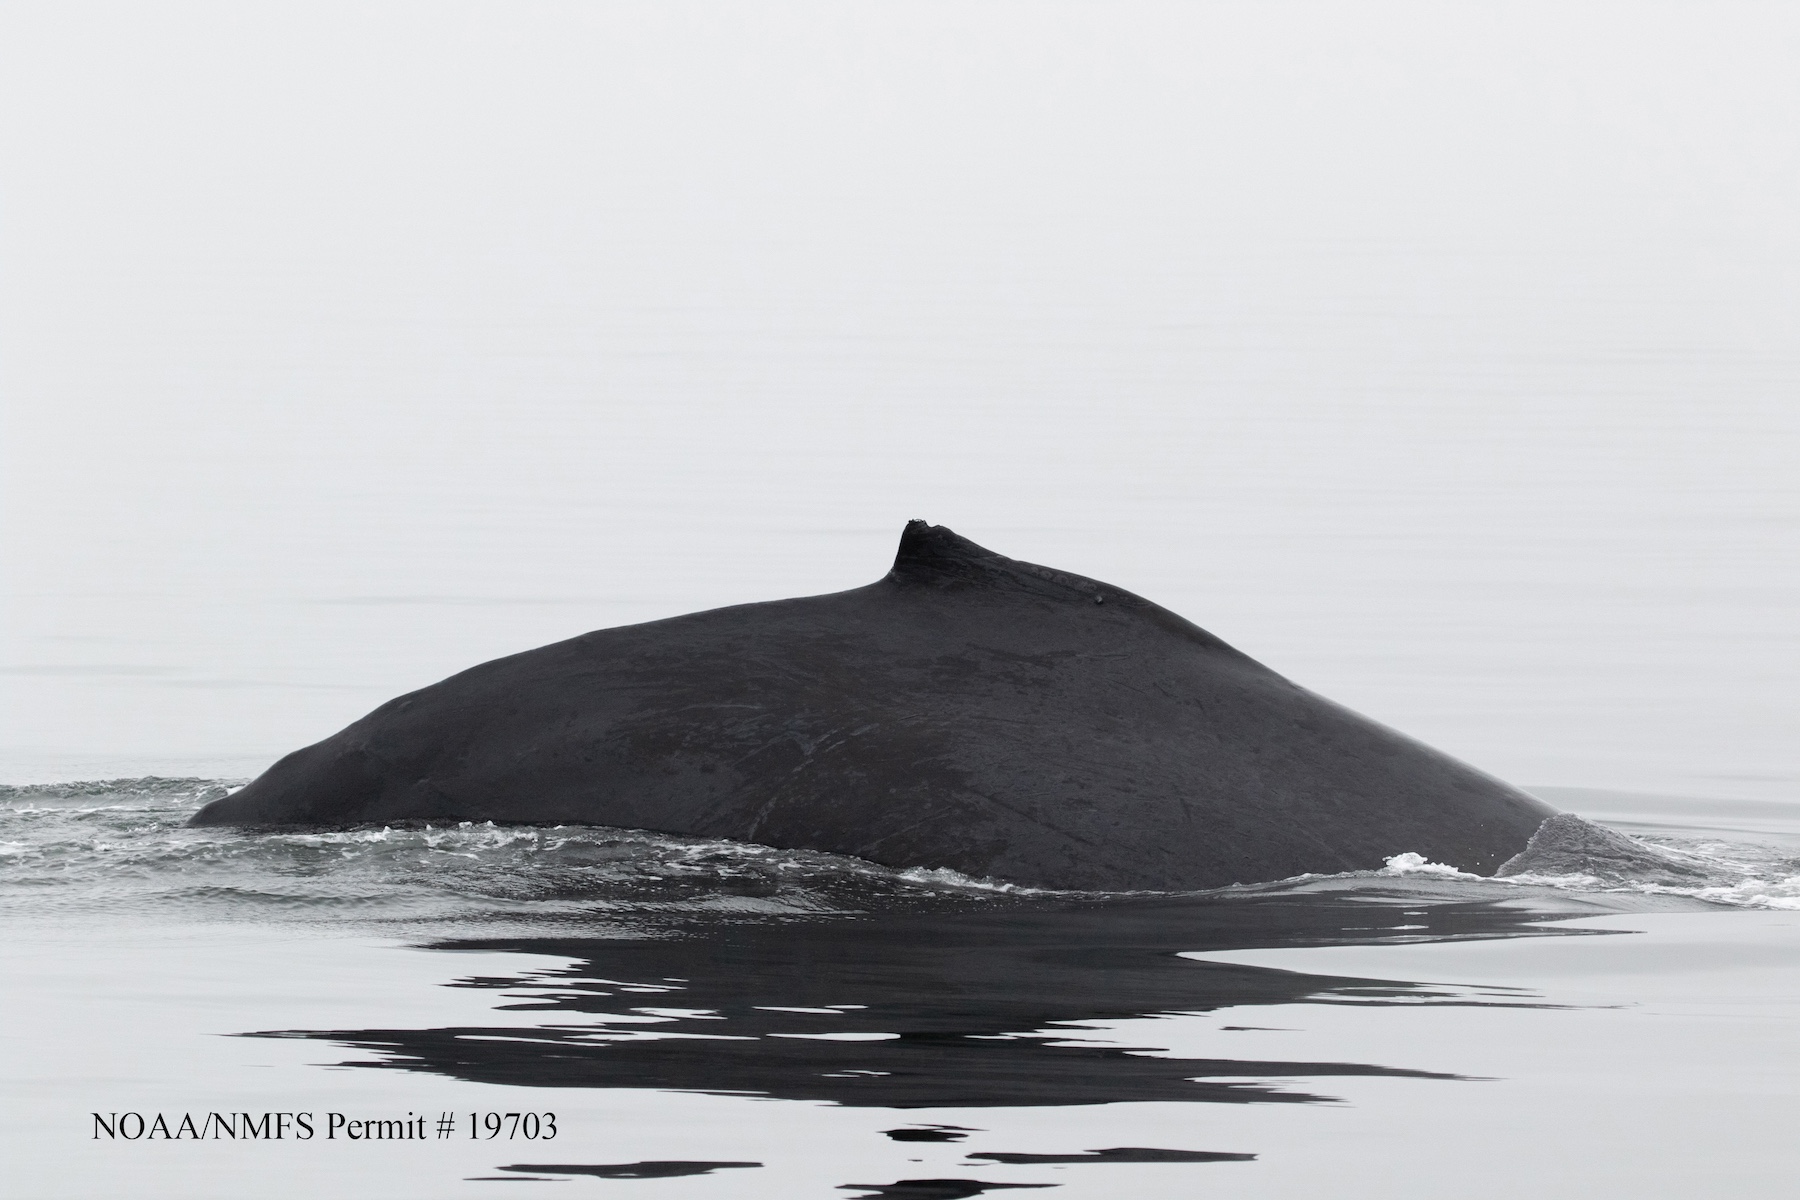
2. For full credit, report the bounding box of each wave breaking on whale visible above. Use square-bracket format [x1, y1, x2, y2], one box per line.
[9, 779, 1799, 917]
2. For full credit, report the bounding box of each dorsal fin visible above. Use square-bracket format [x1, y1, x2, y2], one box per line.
[888, 520, 1103, 601]
[891, 520, 998, 577]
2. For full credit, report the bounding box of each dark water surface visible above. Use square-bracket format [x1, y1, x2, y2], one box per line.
[262, 892, 1571, 1109]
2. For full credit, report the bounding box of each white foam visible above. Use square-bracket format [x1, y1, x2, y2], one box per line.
[1687, 875, 1800, 910]
[894, 865, 1047, 893]
[1380, 852, 1481, 880]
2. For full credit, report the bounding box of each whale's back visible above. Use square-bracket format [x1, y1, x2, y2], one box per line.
[189, 522, 1554, 889]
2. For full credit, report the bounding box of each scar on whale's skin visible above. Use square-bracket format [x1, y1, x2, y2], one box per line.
[190, 521, 1556, 890]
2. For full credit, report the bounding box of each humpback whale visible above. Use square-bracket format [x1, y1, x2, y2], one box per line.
[190, 521, 1554, 889]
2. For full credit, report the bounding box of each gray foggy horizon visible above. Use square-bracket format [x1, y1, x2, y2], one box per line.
[3, 1, 1796, 801]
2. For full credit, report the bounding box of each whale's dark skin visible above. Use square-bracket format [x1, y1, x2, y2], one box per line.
[190, 522, 1555, 889]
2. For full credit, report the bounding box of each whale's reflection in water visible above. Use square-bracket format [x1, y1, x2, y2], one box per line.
[254, 887, 1587, 1112]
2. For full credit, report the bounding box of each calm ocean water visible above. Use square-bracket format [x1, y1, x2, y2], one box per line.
[3, 2, 1797, 1196]
[4, 780, 1798, 1197]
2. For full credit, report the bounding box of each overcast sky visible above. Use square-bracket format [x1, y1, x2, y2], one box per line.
[2, 2, 1795, 794]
